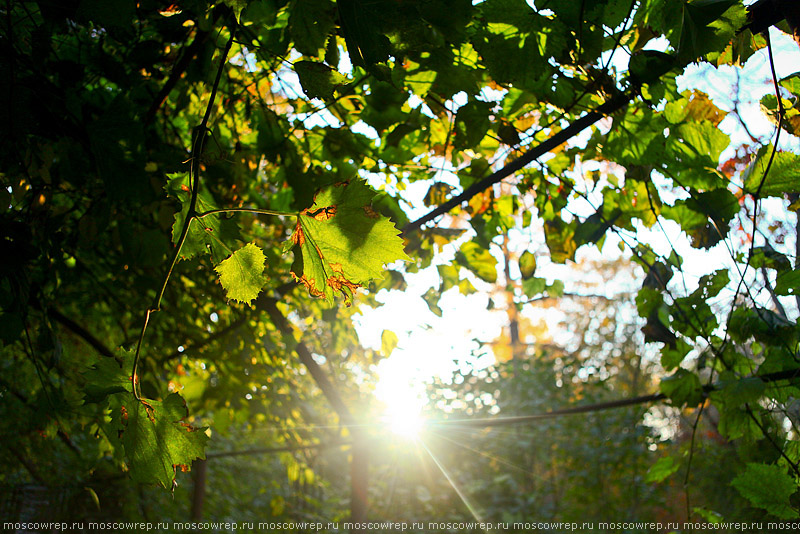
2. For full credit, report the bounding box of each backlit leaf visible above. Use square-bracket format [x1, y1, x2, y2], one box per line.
[381, 329, 398, 357]
[456, 240, 498, 283]
[422, 287, 443, 317]
[114, 393, 209, 489]
[286, 181, 410, 304]
[743, 147, 800, 197]
[288, 0, 335, 56]
[775, 269, 800, 297]
[214, 243, 268, 305]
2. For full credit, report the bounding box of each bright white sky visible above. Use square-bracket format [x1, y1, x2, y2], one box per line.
[359, 28, 800, 417]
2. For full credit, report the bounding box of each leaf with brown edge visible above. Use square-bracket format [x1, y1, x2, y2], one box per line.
[112, 393, 208, 489]
[284, 180, 410, 304]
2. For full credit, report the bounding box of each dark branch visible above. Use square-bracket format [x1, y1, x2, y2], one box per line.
[401, 90, 634, 235]
[49, 308, 119, 362]
[144, 27, 212, 126]
[259, 297, 354, 424]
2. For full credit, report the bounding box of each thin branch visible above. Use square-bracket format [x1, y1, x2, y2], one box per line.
[429, 368, 800, 429]
[131, 25, 236, 400]
[761, 266, 789, 319]
[745, 403, 800, 478]
[206, 439, 350, 459]
[523, 291, 615, 303]
[401, 90, 634, 235]
[8, 446, 45, 484]
[144, 26, 212, 126]
[195, 207, 296, 219]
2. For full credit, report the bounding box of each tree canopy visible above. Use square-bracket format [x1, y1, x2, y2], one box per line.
[2, 0, 800, 529]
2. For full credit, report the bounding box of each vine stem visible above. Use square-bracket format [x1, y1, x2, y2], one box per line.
[195, 207, 297, 219]
[131, 24, 236, 401]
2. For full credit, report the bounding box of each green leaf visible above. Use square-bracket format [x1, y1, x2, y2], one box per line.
[731, 463, 799, 519]
[518, 251, 536, 280]
[454, 100, 492, 150]
[660, 339, 692, 371]
[115, 394, 209, 489]
[775, 269, 800, 297]
[676, 0, 739, 63]
[574, 207, 621, 248]
[294, 61, 350, 100]
[628, 50, 677, 85]
[288, 0, 336, 56]
[83, 350, 134, 404]
[456, 240, 498, 283]
[522, 277, 547, 299]
[663, 189, 738, 249]
[286, 181, 410, 304]
[381, 329, 398, 357]
[743, 147, 800, 197]
[645, 456, 680, 483]
[338, 0, 391, 69]
[222, 0, 248, 21]
[728, 307, 794, 345]
[712, 374, 766, 407]
[438, 263, 461, 292]
[660, 369, 703, 406]
[422, 287, 443, 317]
[166, 173, 240, 264]
[544, 218, 577, 263]
[214, 243, 268, 305]
[751, 245, 792, 273]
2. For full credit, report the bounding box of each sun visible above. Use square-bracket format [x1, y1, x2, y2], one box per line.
[385, 403, 424, 439]
[374, 362, 426, 439]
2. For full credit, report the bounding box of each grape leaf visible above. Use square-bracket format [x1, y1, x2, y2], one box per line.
[645, 456, 680, 483]
[114, 393, 209, 489]
[456, 240, 498, 283]
[214, 243, 267, 304]
[294, 61, 350, 100]
[660, 369, 703, 406]
[285, 181, 410, 304]
[731, 463, 799, 519]
[166, 173, 240, 264]
[743, 146, 800, 197]
[83, 350, 134, 404]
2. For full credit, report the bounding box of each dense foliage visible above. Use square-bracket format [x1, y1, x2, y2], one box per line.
[2, 0, 800, 529]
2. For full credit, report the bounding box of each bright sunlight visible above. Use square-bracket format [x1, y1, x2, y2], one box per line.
[374, 360, 427, 439]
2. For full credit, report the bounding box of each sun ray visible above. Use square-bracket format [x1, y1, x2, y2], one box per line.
[419, 440, 489, 530]
[427, 430, 543, 480]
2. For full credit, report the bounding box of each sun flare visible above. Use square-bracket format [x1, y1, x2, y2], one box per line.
[374, 362, 427, 439]
[386, 406, 424, 438]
